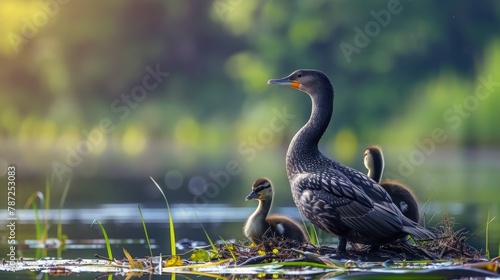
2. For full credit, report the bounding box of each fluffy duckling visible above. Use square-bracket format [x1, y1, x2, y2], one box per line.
[244, 177, 309, 244]
[364, 146, 420, 223]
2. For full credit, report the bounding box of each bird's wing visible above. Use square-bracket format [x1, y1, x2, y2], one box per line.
[333, 163, 395, 205]
[295, 172, 404, 237]
[337, 164, 435, 238]
[341, 201, 404, 236]
[293, 171, 373, 218]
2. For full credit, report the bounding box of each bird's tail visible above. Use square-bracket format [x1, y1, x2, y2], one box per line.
[402, 218, 435, 240]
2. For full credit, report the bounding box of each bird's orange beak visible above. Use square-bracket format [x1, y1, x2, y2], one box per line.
[267, 77, 300, 89]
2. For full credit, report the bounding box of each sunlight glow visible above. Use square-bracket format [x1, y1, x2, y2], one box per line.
[37, 119, 57, 150]
[0, 1, 39, 55]
[122, 125, 147, 157]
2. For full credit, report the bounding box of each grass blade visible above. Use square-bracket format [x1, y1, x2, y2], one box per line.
[193, 210, 217, 252]
[486, 207, 490, 259]
[218, 236, 236, 264]
[137, 204, 153, 257]
[32, 201, 42, 259]
[150, 176, 176, 256]
[469, 214, 495, 240]
[24, 191, 44, 258]
[24, 192, 44, 238]
[44, 178, 50, 232]
[42, 178, 51, 258]
[309, 223, 320, 246]
[58, 176, 72, 209]
[486, 207, 491, 259]
[91, 219, 113, 261]
[300, 212, 319, 246]
[57, 176, 72, 258]
[420, 197, 433, 227]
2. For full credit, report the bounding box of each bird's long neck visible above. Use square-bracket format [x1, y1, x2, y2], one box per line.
[369, 152, 384, 183]
[249, 199, 272, 225]
[368, 163, 383, 183]
[287, 86, 333, 171]
[245, 196, 272, 242]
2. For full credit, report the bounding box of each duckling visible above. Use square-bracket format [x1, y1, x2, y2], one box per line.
[364, 146, 420, 223]
[244, 177, 309, 244]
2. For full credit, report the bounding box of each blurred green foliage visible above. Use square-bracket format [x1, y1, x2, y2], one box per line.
[0, 0, 499, 254]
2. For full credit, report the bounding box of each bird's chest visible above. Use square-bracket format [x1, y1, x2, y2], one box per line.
[290, 187, 316, 217]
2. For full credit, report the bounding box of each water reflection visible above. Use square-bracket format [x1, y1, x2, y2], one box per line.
[0, 204, 302, 224]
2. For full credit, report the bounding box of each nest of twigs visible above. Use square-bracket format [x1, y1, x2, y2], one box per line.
[420, 213, 482, 259]
[216, 214, 484, 265]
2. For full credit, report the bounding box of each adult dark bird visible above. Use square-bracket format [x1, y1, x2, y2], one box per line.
[267, 69, 434, 251]
[244, 177, 309, 244]
[364, 146, 420, 223]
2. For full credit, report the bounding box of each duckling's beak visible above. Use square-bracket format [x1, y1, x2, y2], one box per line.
[267, 76, 300, 90]
[245, 190, 260, 201]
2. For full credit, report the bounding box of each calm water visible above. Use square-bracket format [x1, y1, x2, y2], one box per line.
[0, 202, 498, 279]
[1, 202, 497, 257]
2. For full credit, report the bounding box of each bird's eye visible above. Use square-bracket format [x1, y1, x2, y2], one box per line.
[297, 73, 302, 78]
